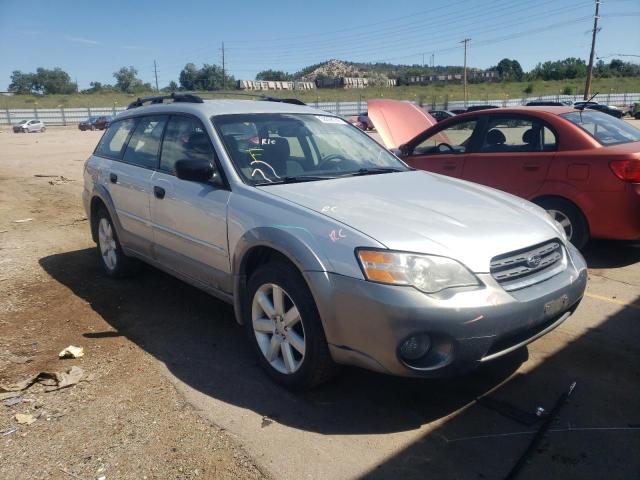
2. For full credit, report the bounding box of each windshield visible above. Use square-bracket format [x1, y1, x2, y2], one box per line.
[212, 113, 407, 185]
[562, 111, 640, 146]
[87, 117, 97, 122]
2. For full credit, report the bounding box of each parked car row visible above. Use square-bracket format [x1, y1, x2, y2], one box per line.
[83, 93, 590, 389]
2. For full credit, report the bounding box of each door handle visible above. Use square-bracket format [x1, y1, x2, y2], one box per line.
[443, 163, 457, 170]
[109, 173, 118, 183]
[523, 164, 540, 171]
[154, 186, 166, 199]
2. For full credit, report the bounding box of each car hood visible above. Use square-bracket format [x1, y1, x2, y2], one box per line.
[367, 99, 437, 149]
[259, 171, 561, 273]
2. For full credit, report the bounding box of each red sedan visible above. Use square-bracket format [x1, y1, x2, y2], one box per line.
[368, 100, 640, 248]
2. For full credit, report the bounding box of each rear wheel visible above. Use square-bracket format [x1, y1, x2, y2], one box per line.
[95, 207, 135, 277]
[536, 197, 589, 249]
[40, 126, 46, 133]
[245, 260, 336, 390]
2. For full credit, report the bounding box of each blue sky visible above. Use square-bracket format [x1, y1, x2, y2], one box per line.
[0, 0, 638, 90]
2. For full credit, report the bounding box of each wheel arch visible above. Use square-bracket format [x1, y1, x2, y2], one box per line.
[231, 227, 330, 325]
[531, 194, 591, 244]
[88, 185, 123, 244]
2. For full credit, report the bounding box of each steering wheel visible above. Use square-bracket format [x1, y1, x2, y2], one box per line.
[317, 153, 351, 171]
[436, 142, 455, 153]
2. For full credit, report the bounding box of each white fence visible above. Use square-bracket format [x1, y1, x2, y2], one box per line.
[1, 93, 638, 126]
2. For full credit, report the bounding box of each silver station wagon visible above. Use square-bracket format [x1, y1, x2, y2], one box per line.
[83, 93, 587, 389]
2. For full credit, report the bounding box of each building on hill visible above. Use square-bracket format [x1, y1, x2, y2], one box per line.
[407, 69, 497, 85]
[237, 80, 315, 91]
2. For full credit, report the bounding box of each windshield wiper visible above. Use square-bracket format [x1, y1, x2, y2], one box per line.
[255, 175, 335, 186]
[346, 167, 405, 176]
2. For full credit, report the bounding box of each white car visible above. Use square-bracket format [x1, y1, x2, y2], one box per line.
[13, 119, 46, 133]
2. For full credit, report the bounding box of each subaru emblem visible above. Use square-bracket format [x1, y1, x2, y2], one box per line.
[526, 254, 542, 268]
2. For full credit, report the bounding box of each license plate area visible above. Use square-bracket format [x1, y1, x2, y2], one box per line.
[544, 294, 569, 316]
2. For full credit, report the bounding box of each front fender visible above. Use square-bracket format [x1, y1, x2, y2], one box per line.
[231, 226, 331, 325]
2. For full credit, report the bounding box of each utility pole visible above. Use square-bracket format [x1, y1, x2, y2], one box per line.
[584, 0, 601, 100]
[221, 41, 226, 91]
[422, 53, 425, 68]
[431, 53, 435, 68]
[153, 60, 159, 92]
[461, 38, 470, 106]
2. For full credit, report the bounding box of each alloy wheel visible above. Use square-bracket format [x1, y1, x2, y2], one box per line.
[547, 209, 573, 241]
[98, 218, 117, 271]
[251, 283, 306, 374]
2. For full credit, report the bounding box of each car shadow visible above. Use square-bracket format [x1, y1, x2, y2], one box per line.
[40, 248, 525, 435]
[582, 239, 640, 269]
[358, 297, 640, 479]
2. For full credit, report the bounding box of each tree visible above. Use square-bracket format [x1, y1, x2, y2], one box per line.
[256, 70, 293, 81]
[178, 63, 235, 91]
[35, 67, 76, 94]
[167, 80, 178, 92]
[113, 66, 145, 93]
[8, 71, 36, 94]
[9, 68, 75, 94]
[179, 63, 199, 90]
[495, 58, 524, 82]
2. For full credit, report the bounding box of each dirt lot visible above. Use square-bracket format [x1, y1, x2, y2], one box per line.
[0, 128, 265, 479]
[1, 126, 639, 479]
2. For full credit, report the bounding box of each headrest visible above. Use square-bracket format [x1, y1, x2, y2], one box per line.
[522, 128, 537, 144]
[486, 129, 506, 145]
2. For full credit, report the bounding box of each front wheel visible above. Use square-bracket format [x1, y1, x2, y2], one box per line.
[40, 126, 46, 133]
[245, 260, 337, 390]
[536, 198, 589, 249]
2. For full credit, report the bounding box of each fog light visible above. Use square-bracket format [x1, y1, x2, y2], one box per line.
[399, 334, 431, 360]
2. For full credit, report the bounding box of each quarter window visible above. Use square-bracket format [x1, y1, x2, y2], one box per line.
[160, 116, 216, 173]
[122, 116, 167, 168]
[95, 118, 138, 159]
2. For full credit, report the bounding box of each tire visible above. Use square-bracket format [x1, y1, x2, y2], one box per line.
[535, 197, 589, 250]
[40, 126, 45, 133]
[94, 207, 135, 277]
[244, 260, 337, 390]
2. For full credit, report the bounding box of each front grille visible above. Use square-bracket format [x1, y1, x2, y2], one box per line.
[490, 239, 565, 291]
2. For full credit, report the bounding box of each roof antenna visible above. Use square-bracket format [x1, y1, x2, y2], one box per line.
[575, 91, 599, 111]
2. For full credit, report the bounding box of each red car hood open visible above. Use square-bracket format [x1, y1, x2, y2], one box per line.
[367, 99, 437, 149]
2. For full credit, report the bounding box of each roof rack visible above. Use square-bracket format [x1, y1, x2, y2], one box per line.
[127, 92, 204, 109]
[183, 91, 306, 106]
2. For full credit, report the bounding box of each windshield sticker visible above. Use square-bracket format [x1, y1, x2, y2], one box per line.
[316, 116, 345, 124]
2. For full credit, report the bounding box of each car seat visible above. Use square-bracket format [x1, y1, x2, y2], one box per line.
[484, 129, 507, 152]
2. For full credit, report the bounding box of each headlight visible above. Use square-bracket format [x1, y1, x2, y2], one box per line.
[356, 249, 479, 293]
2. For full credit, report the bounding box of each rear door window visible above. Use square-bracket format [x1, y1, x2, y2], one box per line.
[479, 116, 557, 153]
[95, 118, 138, 159]
[122, 116, 168, 168]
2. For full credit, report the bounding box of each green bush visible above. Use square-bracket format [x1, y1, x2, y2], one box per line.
[524, 83, 534, 94]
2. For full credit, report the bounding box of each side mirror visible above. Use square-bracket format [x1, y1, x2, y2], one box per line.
[175, 159, 214, 183]
[391, 144, 409, 157]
